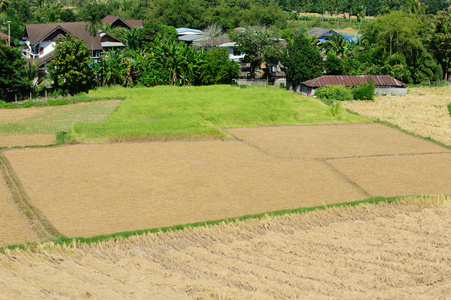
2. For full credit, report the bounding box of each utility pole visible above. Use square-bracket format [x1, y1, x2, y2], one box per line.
[6, 21, 11, 46]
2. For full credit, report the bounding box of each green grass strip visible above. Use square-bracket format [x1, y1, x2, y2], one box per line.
[0, 195, 429, 253]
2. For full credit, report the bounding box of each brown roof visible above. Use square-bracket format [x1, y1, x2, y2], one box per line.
[102, 15, 143, 29]
[301, 75, 407, 88]
[23, 22, 103, 50]
[0, 31, 8, 39]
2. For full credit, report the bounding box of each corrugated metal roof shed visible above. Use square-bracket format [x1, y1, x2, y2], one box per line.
[301, 75, 407, 87]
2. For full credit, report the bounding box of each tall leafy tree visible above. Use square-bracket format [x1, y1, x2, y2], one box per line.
[0, 44, 30, 101]
[198, 47, 239, 85]
[281, 32, 323, 86]
[230, 26, 282, 78]
[47, 35, 93, 95]
[432, 9, 451, 80]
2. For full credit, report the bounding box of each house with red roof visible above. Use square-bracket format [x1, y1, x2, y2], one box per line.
[300, 75, 408, 96]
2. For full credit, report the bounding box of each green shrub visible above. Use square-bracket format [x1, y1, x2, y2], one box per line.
[351, 83, 375, 100]
[315, 85, 353, 105]
[448, 102, 451, 116]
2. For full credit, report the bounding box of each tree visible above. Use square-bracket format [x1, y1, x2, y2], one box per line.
[47, 35, 93, 95]
[0, 44, 30, 100]
[0, 0, 9, 13]
[281, 32, 323, 87]
[122, 27, 138, 49]
[198, 47, 239, 85]
[432, 9, 451, 80]
[230, 26, 282, 78]
[84, 11, 101, 58]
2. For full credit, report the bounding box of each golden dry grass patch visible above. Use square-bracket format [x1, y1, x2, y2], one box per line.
[0, 197, 449, 298]
[341, 86, 451, 146]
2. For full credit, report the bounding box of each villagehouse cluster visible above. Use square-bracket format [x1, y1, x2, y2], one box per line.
[2, 19, 407, 96]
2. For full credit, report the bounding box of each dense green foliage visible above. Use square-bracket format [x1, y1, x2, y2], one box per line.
[67, 85, 368, 143]
[0, 44, 30, 100]
[351, 83, 375, 100]
[315, 83, 376, 102]
[315, 86, 353, 103]
[47, 35, 93, 95]
[198, 47, 240, 85]
[282, 32, 323, 84]
[230, 26, 283, 78]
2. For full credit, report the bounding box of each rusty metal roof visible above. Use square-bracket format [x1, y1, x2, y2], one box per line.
[301, 75, 407, 88]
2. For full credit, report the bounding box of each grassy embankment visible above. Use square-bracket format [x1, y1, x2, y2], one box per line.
[66, 85, 370, 143]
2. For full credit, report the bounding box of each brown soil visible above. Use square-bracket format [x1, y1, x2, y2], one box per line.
[0, 134, 56, 148]
[0, 197, 449, 299]
[0, 170, 38, 247]
[228, 123, 449, 159]
[3, 141, 364, 238]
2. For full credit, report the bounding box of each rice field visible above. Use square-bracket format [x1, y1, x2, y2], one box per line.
[0, 196, 449, 299]
[0, 100, 121, 135]
[341, 86, 451, 146]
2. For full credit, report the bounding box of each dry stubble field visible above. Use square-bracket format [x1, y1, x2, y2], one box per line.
[0, 88, 450, 298]
[341, 86, 451, 146]
[0, 196, 449, 299]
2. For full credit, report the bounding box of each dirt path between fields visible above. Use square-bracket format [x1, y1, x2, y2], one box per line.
[1, 124, 450, 244]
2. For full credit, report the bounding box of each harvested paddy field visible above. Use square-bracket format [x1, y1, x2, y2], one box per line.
[341, 86, 451, 146]
[2, 141, 364, 238]
[0, 166, 38, 247]
[228, 123, 447, 159]
[2, 124, 450, 241]
[0, 197, 449, 299]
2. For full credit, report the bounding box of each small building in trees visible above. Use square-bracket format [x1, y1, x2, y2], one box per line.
[102, 16, 143, 30]
[300, 75, 408, 96]
[0, 31, 9, 44]
[306, 27, 341, 42]
[176, 28, 203, 45]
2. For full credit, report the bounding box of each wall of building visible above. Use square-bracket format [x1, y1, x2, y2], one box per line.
[375, 87, 408, 95]
[40, 40, 56, 57]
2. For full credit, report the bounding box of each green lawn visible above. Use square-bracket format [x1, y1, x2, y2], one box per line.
[67, 85, 370, 143]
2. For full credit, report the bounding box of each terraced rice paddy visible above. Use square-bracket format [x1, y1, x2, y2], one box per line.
[0, 86, 450, 298]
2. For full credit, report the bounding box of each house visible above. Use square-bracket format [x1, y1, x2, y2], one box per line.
[307, 27, 341, 42]
[218, 42, 245, 62]
[0, 31, 9, 43]
[176, 28, 203, 45]
[299, 75, 408, 96]
[22, 22, 125, 68]
[102, 15, 143, 29]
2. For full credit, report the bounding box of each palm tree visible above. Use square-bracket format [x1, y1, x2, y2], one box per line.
[122, 27, 138, 49]
[85, 11, 101, 58]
